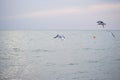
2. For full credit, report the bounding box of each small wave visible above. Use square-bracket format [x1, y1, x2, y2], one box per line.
[72, 77, 80, 80]
[83, 48, 104, 50]
[94, 49, 105, 50]
[45, 63, 56, 66]
[9, 64, 25, 67]
[67, 63, 79, 66]
[73, 71, 88, 75]
[32, 49, 54, 53]
[88, 60, 99, 63]
[34, 55, 41, 58]
[32, 49, 42, 52]
[0, 57, 10, 60]
[12, 48, 22, 52]
[115, 58, 120, 61]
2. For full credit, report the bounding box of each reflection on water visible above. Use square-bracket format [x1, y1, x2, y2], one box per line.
[0, 30, 120, 80]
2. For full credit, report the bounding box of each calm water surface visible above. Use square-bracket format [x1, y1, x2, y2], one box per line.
[0, 30, 120, 80]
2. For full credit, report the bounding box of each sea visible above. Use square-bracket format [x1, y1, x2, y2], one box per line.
[0, 30, 120, 80]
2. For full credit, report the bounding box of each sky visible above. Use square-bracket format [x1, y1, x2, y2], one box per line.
[0, 0, 120, 30]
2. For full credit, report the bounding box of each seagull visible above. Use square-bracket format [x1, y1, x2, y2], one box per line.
[97, 21, 106, 28]
[54, 34, 65, 40]
[97, 21, 116, 38]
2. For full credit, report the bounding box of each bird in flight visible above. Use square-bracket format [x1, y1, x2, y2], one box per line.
[97, 21, 115, 38]
[97, 21, 106, 28]
[54, 34, 65, 40]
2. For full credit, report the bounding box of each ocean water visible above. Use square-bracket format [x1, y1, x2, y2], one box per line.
[0, 30, 120, 80]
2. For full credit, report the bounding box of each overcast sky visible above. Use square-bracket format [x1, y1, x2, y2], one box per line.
[0, 0, 120, 30]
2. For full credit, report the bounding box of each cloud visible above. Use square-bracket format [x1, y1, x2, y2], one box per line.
[2, 7, 81, 20]
[87, 3, 120, 13]
[1, 3, 120, 20]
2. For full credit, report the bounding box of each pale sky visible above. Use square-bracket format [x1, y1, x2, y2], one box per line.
[0, 0, 120, 30]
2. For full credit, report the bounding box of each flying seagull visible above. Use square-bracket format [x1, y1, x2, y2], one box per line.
[54, 34, 65, 40]
[97, 21, 115, 38]
[97, 21, 106, 28]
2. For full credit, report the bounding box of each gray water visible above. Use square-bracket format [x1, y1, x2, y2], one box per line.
[0, 30, 120, 80]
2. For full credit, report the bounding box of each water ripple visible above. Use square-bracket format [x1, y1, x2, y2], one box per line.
[12, 48, 23, 52]
[83, 48, 105, 51]
[32, 49, 54, 53]
[88, 60, 99, 63]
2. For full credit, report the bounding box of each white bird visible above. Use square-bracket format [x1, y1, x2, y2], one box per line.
[97, 21, 106, 28]
[54, 34, 65, 40]
[97, 21, 115, 38]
